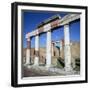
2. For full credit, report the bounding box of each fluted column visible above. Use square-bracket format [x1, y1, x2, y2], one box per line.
[64, 24, 72, 72]
[60, 40, 62, 57]
[26, 38, 31, 65]
[51, 42, 55, 56]
[34, 34, 39, 66]
[46, 31, 51, 68]
[60, 40, 64, 58]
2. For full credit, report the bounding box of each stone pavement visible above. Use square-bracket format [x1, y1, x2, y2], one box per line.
[23, 65, 80, 77]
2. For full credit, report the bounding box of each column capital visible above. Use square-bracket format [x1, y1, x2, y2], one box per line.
[27, 38, 30, 41]
[47, 29, 51, 32]
[64, 23, 69, 26]
[35, 33, 39, 36]
[66, 23, 69, 25]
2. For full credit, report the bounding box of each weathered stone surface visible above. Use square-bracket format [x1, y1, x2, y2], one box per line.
[22, 65, 80, 77]
[23, 41, 80, 66]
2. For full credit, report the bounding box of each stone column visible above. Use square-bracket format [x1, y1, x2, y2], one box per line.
[46, 31, 51, 68]
[60, 40, 64, 58]
[64, 24, 72, 72]
[60, 40, 62, 57]
[34, 34, 39, 66]
[26, 38, 31, 65]
[51, 42, 54, 56]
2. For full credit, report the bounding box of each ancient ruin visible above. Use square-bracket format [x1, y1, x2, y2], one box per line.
[24, 14, 80, 75]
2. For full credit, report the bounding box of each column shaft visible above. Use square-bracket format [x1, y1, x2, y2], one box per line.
[60, 40, 62, 57]
[26, 38, 31, 65]
[64, 24, 72, 72]
[60, 40, 64, 58]
[51, 42, 54, 56]
[46, 31, 51, 67]
[34, 35, 39, 65]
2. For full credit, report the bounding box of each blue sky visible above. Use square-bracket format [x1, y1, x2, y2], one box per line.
[22, 10, 80, 48]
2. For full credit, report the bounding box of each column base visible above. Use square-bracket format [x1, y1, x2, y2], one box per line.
[64, 66, 73, 73]
[45, 65, 52, 70]
[34, 57, 39, 66]
[72, 58, 76, 69]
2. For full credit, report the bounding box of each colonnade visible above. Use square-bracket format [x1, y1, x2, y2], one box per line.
[25, 24, 72, 71]
[25, 14, 80, 71]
